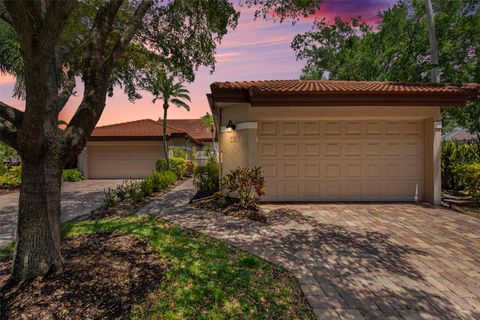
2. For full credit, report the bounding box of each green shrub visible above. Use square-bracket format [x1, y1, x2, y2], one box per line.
[453, 163, 480, 203]
[156, 159, 169, 172]
[442, 141, 480, 190]
[103, 171, 177, 207]
[193, 161, 219, 198]
[62, 168, 84, 182]
[156, 157, 186, 178]
[150, 170, 177, 191]
[221, 167, 266, 208]
[103, 188, 116, 208]
[139, 177, 155, 197]
[0, 165, 22, 188]
[115, 183, 128, 201]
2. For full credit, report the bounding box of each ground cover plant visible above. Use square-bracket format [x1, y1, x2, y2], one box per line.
[0, 215, 314, 320]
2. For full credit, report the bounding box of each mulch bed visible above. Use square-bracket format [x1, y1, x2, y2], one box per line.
[192, 195, 269, 223]
[0, 232, 166, 320]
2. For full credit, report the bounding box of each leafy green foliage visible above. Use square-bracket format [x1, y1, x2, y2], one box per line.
[453, 163, 480, 203]
[0, 165, 21, 189]
[2, 1, 240, 100]
[62, 169, 84, 182]
[221, 167, 266, 208]
[0, 20, 24, 98]
[292, 0, 480, 133]
[0, 141, 19, 166]
[442, 141, 480, 190]
[193, 161, 219, 198]
[156, 157, 186, 178]
[60, 215, 314, 319]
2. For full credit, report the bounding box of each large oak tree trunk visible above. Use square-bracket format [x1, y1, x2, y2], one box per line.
[11, 154, 63, 282]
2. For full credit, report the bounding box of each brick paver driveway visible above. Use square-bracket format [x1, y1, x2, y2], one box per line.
[0, 179, 126, 247]
[141, 180, 480, 319]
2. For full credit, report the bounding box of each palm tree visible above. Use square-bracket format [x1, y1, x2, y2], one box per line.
[201, 112, 217, 153]
[143, 72, 191, 168]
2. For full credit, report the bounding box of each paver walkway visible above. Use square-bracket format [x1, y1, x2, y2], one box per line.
[0, 179, 126, 246]
[140, 180, 480, 320]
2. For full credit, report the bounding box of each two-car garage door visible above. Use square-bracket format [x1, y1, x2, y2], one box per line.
[88, 143, 164, 179]
[257, 120, 425, 202]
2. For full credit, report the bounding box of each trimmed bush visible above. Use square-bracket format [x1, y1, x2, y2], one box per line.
[453, 163, 480, 203]
[62, 168, 84, 182]
[156, 159, 169, 172]
[150, 170, 177, 191]
[193, 161, 219, 198]
[156, 157, 186, 178]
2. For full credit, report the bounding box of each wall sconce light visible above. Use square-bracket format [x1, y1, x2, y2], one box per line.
[226, 120, 236, 132]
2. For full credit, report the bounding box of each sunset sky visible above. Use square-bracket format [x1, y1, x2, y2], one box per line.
[0, 0, 396, 126]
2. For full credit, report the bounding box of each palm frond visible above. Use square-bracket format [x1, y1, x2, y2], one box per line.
[171, 98, 190, 111]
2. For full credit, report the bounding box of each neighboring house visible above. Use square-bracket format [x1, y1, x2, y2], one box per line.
[208, 80, 480, 205]
[78, 119, 203, 179]
[166, 119, 218, 164]
[443, 128, 479, 143]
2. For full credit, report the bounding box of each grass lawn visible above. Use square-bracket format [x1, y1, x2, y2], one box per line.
[1, 215, 314, 319]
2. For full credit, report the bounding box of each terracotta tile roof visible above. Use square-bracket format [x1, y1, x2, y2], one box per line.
[91, 119, 184, 137]
[210, 80, 479, 107]
[211, 80, 480, 95]
[166, 119, 214, 141]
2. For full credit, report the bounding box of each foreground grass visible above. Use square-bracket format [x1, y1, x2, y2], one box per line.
[59, 215, 314, 320]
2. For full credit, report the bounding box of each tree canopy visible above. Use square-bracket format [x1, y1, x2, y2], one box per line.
[292, 0, 480, 133]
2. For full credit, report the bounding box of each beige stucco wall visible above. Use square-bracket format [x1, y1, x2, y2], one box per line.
[217, 103, 442, 204]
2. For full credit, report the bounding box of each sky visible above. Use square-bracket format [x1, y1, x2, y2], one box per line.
[0, 0, 396, 126]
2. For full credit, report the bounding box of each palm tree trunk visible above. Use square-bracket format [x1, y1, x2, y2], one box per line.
[425, 0, 440, 83]
[163, 104, 170, 169]
[211, 127, 217, 153]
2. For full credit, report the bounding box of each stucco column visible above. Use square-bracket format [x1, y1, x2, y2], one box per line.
[432, 120, 442, 205]
[425, 118, 442, 205]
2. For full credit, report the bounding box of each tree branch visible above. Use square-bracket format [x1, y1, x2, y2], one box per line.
[106, 0, 153, 69]
[0, 101, 23, 148]
[63, 0, 153, 155]
[53, 67, 76, 116]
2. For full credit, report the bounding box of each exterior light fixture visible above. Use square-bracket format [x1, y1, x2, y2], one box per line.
[226, 120, 236, 132]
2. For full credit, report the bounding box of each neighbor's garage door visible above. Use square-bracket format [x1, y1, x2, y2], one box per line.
[257, 120, 425, 201]
[89, 144, 163, 179]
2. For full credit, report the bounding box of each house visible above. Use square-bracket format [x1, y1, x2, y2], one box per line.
[208, 80, 480, 205]
[78, 119, 203, 179]
[166, 119, 217, 146]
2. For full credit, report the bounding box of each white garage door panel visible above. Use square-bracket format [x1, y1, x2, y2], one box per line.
[257, 120, 425, 202]
[89, 145, 164, 179]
